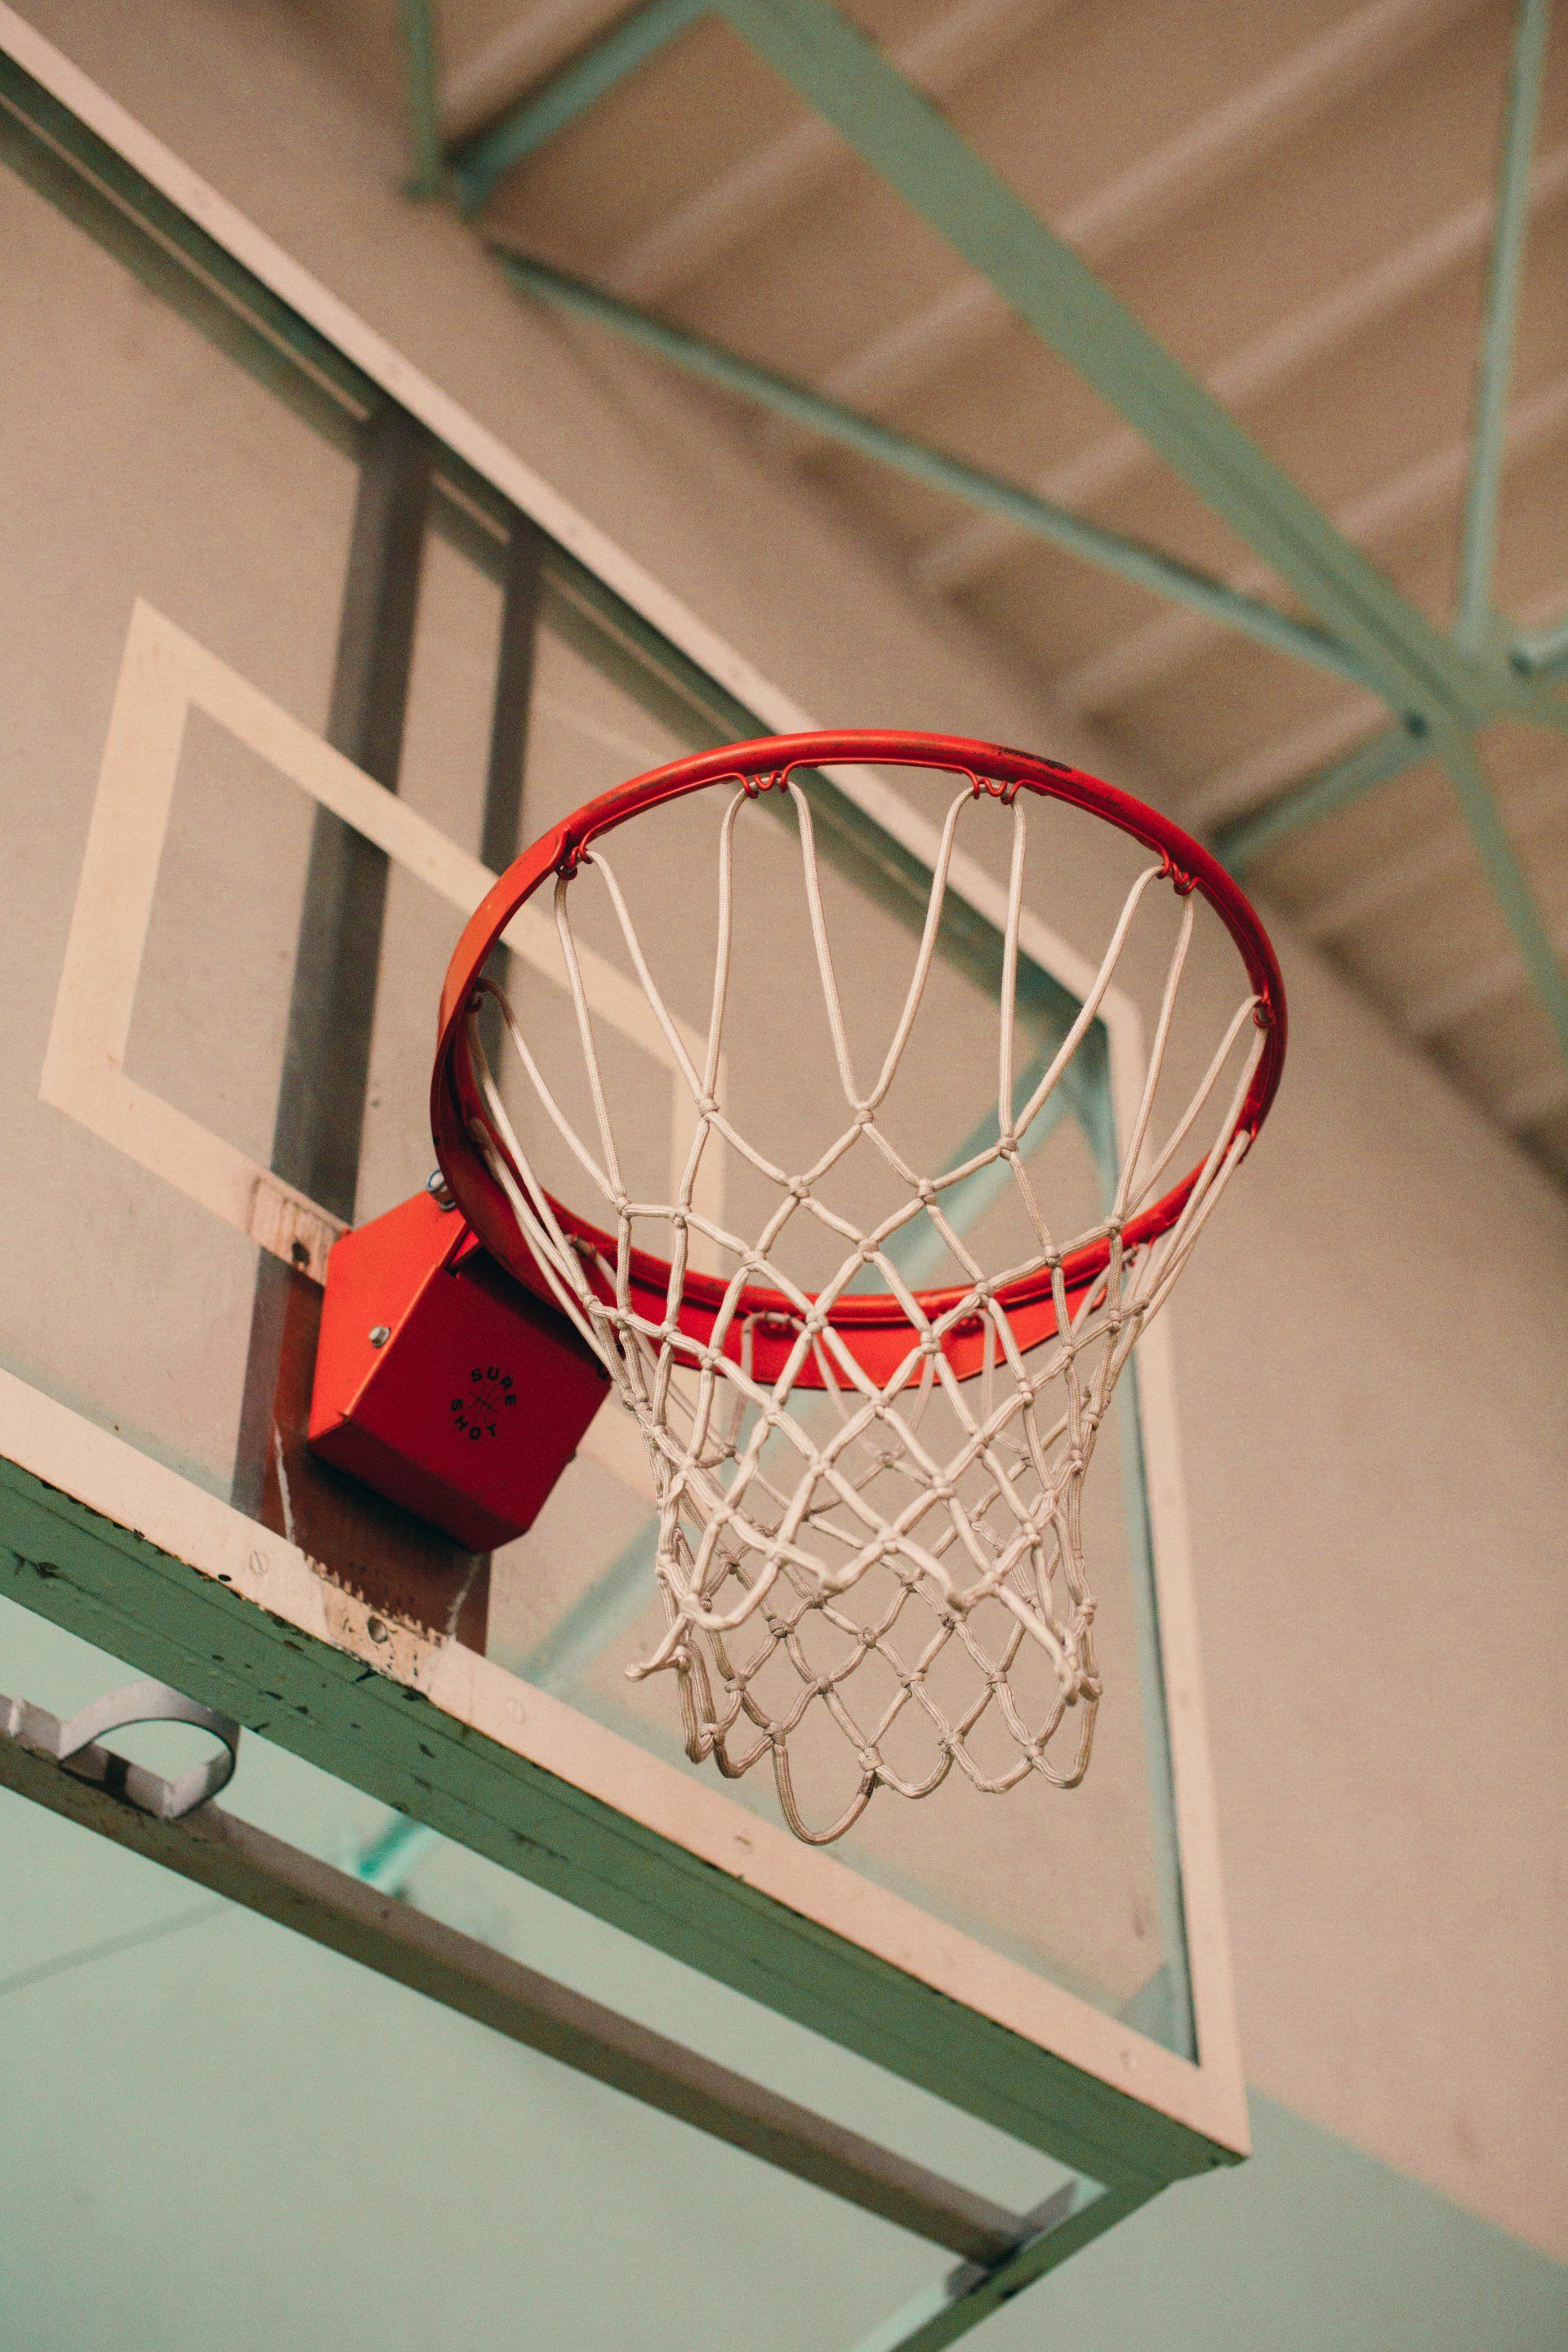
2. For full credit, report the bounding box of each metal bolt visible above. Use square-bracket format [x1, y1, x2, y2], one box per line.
[425, 1169, 455, 1209]
[366, 1616, 390, 1646]
[369, 1324, 392, 1348]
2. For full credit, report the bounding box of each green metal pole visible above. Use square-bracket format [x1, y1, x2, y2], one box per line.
[395, 0, 446, 200]
[1513, 611, 1568, 678]
[474, 0, 1568, 1076]
[496, 251, 1373, 688]
[851, 2183, 1155, 2352]
[706, 0, 1481, 724]
[1455, 0, 1552, 655]
[451, 0, 706, 215]
[1435, 728, 1568, 1063]
[1212, 725, 1429, 873]
[423, 0, 1565, 884]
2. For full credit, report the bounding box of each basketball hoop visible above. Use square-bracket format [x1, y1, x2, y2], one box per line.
[431, 731, 1285, 1842]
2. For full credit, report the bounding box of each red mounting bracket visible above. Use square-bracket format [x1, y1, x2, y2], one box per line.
[308, 1186, 610, 1554]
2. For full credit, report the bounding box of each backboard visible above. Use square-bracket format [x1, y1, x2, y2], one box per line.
[0, 11, 1250, 2282]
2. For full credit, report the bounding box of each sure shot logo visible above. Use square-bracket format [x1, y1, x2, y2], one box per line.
[450, 1365, 518, 1441]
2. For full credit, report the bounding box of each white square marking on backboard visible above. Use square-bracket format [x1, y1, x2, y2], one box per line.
[37, 599, 716, 1495]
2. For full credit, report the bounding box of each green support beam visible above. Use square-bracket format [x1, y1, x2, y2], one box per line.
[1456, 0, 1552, 656]
[1513, 612, 1568, 679]
[1435, 728, 1568, 1064]
[698, 0, 1568, 1072]
[451, 0, 705, 215]
[497, 251, 1373, 688]
[1211, 724, 1431, 875]
[852, 2183, 1152, 2352]
[704, 0, 1494, 728]
[395, 0, 445, 199]
[453, 0, 1568, 1078]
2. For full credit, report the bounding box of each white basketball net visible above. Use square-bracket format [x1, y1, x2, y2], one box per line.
[465, 777, 1266, 1842]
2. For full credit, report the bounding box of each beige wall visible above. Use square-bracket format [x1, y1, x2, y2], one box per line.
[16, 0, 1568, 2259]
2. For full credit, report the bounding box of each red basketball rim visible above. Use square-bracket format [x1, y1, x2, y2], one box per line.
[431, 730, 1286, 1384]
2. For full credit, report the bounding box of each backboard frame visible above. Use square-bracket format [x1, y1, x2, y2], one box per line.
[0, 0, 1250, 2225]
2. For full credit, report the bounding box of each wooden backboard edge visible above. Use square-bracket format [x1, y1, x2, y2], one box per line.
[0, 1394, 1244, 2186]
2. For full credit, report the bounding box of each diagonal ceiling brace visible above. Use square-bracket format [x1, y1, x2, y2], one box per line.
[496, 249, 1374, 689]
[705, 0, 1494, 728]
[450, 0, 705, 214]
[1435, 728, 1568, 1064]
[1455, 0, 1553, 657]
[401, 0, 1568, 1087]
[1514, 612, 1568, 678]
[1212, 724, 1430, 875]
[697, 0, 1568, 1079]
[394, 0, 445, 198]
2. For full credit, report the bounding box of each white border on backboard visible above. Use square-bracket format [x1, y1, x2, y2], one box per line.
[38, 599, 705, 1498]
[0, 6, 1248, 2159]
[42, 599, 711, 1283]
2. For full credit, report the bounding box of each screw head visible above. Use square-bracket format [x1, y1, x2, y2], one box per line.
[365, 1615, 390, 1646]
[369, 1324, 392, 1348]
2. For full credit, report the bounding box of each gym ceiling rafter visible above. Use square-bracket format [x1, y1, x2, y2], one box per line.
[394, 0, 1568, 1147]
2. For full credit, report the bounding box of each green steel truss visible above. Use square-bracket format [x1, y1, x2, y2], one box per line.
[400, 0, 1568, 1080]
[372, 2, 1568, 2332]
